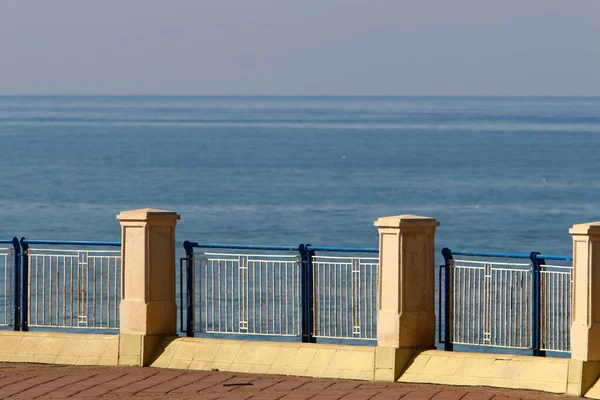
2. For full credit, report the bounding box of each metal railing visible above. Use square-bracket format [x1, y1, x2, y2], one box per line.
[539, 256, 572, 352]
[20, 239, 121, 331]
[181, 242, 379, 343]
[439, 248, 572, 356]
[310, 247, 378, 341]
[183, 245, 302, 337]
[0, 238, 19, 328]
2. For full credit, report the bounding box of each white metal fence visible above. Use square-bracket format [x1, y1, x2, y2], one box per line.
[444, 255, 572, 353]
[540, 261, 572, 352]
[188, 251, 302, 336]
[312, 255, 378, 340]
[0, 246, 14, 327]
[27, 248, 121, 329]
[449, 259, 532, 349]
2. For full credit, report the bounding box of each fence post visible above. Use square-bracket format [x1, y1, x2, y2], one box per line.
[116, 208, 180, 366]
[183, 240, 195, 338]
[529, 252, 543, 356]
[440, 248, 454, 351]
[567, 221, 600, 396]
[299, 244, 315, 343]
[11, 237, 20, 331]
[19, 238, 29, 332]
[373, 214, 439, 381]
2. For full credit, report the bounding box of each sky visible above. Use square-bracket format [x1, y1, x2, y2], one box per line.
[1, 1, 599, 96]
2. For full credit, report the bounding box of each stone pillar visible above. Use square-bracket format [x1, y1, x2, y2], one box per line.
[373, 214, 439, 381]
[567, 222, 600, 395]
[570, 221, 600, 361]
[116, 208, 180, 366]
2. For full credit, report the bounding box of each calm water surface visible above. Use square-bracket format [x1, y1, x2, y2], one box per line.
[1, 96, 600, 258]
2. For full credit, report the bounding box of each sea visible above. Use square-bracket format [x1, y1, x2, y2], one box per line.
[1, 95, 600, 259]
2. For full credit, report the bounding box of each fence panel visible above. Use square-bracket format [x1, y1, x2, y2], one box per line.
[181, 242, 380, 343]
[23, 240, 121, 330]
[187, 250, 302, 336]
[448, 257, 532, 349]
[312, 255, 378, 340]
[489, 263, 531, 348]
[440, 248, 573, 356]
[539, 258, 572, 353]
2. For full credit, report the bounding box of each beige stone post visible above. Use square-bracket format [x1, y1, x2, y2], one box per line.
[373, 214, 439, 381]
[116, 208, 180, 366]
[567, 222, 600, 396]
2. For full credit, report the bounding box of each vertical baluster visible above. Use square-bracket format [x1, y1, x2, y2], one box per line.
[271, 260, 275, 335]
[259, 259, 263, 334]
[472, 267, 476, 344]
[296, 257, 300, 335]
[314, 260, 320, 337]
[3, 253, 6, 324]
[92, 256, 96, 328]
[284, 260, 289, 334]
[237, 256, 241, 333]
[365, 262, 370, 339]
[100, 257, 104, 328]
[278, 262, 282, 335]
[327, 260, 330, 338]
[245, 258, 249, 334]
[115, 256, 119, 328]
[42, 256, 46, 325]
[487, 264, 493, 346]
[352, 259, 357, 337]
[454, 266, 460, 344]
[205, 258, 209, 333]
[249, 259, 254, 334]
[107, 257, 111, 328]
[223, 259, 228, 332]
[210, 260, 214, 332]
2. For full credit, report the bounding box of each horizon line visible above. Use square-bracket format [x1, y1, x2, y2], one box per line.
[1, 94, 600, 98]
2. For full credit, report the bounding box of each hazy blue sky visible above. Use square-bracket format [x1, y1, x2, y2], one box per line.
[1, 1, 599, 96]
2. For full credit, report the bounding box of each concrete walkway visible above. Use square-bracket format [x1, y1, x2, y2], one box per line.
[0, 363, 581, 400]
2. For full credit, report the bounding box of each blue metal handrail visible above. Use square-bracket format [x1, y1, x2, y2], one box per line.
[537, 253, 572, 261]
[184, 242, 299, 252]
[21, 239, 121, 247]
[184, 242, 379, 254]
[448, 249, 571, 261]
[449, 250, 532, 259]
[306, 245, 378, 253]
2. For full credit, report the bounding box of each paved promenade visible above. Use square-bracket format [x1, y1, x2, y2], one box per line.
[0, 363, 580, 400]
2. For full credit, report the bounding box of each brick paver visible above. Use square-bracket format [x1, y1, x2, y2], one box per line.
[430, 391, 469, 400]
[138, 372, 208, 394]
[461, 394, 494, 400]
[0, 363, 583, 400]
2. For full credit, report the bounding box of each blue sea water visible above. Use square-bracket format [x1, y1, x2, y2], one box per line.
[1, 95, 600, 257]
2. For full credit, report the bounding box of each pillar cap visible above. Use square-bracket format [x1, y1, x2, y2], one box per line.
[374, 214, 439, 228]
[570, 221, 600, 235]
[117, 208, 181, 222]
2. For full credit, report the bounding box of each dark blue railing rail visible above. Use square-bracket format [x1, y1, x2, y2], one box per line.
[1, 237, 121, 332]
[305, 246, 378, 253]
[439, 247, 572, 357]
[183, 242, 379, 254]
[447, 249, 572, 261]
[21, 239, 121, 247]
[181, 241, 378, 343]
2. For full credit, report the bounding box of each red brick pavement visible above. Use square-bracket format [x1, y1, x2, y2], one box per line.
[0, 363, 582, 400]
